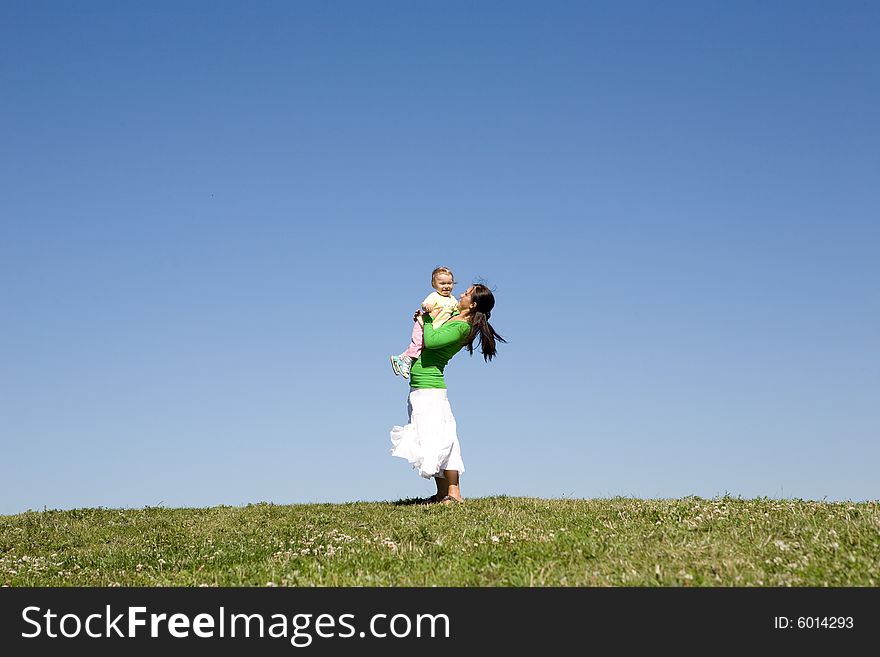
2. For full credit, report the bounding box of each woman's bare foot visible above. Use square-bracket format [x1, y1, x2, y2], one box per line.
[434, 471, 462, 504]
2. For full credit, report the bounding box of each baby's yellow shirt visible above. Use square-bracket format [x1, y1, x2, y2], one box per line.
[422, 291, 459, 327]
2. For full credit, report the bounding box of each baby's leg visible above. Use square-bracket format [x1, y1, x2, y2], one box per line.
[403, 320, 423, 359]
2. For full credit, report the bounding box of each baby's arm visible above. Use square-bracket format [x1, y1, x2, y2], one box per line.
[421, 291, 439, 315]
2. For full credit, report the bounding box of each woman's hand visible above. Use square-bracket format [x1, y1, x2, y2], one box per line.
[414, 309, 425, 326]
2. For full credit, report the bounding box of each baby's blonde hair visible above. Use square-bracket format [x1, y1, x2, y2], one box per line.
[431, 266, 455, 288]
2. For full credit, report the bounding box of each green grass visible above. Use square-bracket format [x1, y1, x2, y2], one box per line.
[2, 496, 877, 586]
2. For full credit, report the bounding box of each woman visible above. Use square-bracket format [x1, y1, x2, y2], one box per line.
[390, 283, 505, 504]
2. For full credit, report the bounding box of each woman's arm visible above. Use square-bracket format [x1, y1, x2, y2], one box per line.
[423, 315, 469, 349]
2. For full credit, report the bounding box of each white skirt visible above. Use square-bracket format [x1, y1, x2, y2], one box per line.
[390, 388, 465, 479]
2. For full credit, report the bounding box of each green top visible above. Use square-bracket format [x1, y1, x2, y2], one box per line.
[409, 314, 471, 389]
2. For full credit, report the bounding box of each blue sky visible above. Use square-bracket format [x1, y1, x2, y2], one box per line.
[1, 1, 877, 515]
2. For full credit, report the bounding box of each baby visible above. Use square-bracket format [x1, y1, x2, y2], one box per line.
[390, 266, 459, 379]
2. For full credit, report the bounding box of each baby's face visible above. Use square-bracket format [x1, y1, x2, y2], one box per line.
[433, 272, 455, 297]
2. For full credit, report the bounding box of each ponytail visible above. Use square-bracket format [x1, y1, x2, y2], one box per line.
[465, 306, 506, 362]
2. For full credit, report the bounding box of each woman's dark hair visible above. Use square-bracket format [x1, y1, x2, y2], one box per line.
[465, 284, 506, 362]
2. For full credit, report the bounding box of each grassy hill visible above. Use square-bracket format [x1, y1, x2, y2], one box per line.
[2, 496, 877, 586]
